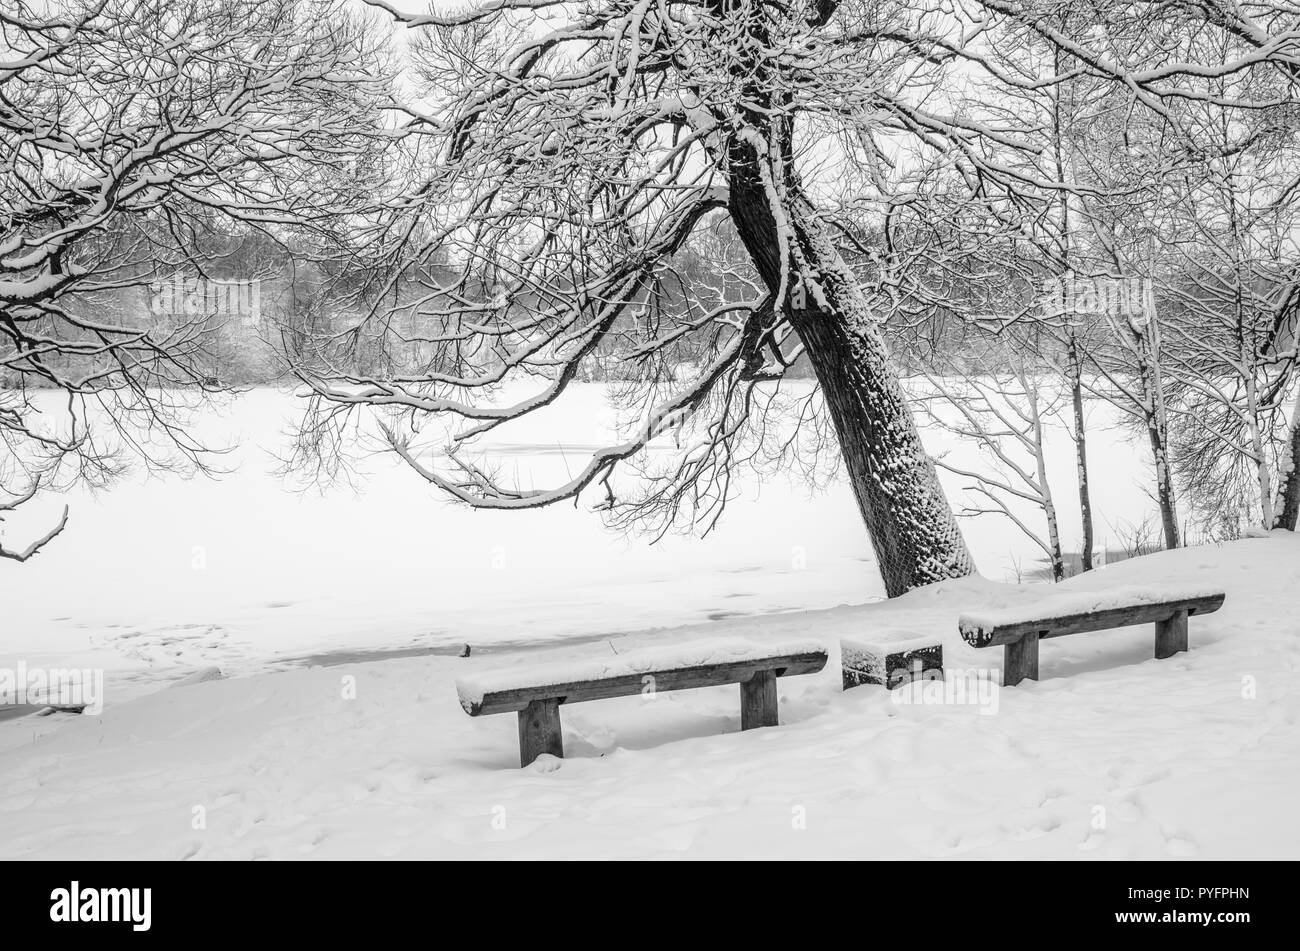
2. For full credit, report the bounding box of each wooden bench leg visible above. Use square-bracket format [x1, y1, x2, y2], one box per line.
[740, 669, 778, 730]
[517, 699, 563, 767]
[1155, 609, 1189, 659]
[1003, 634, 1039, 686]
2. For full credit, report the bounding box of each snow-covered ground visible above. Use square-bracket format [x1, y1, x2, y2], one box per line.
[2, 532, 1295, 859]
[7, 383, 1287, 859]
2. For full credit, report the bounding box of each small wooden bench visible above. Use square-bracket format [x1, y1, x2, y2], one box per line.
[456, 638, 828, 766]
[959, 585, 1225, 686]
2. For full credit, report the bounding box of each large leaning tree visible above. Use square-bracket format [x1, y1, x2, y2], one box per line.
[0, 0, 389, 561]
[282, 0, 1092, 596]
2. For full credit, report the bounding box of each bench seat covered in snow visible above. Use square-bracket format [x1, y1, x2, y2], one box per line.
[959, 583, 1226, 686]
[456, 637, 828, 766]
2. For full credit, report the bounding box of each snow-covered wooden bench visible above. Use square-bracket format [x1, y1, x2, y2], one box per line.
[456, 637, 828, 766]
[959, 584, 1226, 686]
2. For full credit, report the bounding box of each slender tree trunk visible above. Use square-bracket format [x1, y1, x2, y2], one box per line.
[1050, 51, 1093, 573]
[1131, 313, 1180, 549]
[1025, 376, 1065, 581]
[1244, 376, 1275, 527]
[1274, 387, 1300, 530]
[1066, 333, 1094, 570]
[1226, 186, 1275, 527]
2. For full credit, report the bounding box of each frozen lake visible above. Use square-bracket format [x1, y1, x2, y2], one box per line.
[1, 383, 1156, 696]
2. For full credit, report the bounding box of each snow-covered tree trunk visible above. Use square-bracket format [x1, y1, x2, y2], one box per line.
[1066, 333, 1095, 569]
[714, 7, 973, 597]
[726, 170, 968, 591]
[1227, 192, 1276, 528]
[1274, 388, 1300, 530]
[1132, 313, 1181, 549]
[788, 271, 976, 595]
[1025, 376, 1066, 582]
[1049, 47, 1095, 573]
[1242, 361, 1276, 527]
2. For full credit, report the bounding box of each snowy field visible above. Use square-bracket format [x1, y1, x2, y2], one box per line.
[5, 384, 1289, 859]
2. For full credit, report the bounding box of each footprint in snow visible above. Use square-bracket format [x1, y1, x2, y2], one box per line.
[1112, 797, 1144, 822]
[1077, 830, 1105, 852]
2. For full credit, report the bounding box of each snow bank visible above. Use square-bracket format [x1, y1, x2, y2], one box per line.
[456, 636, 828, 710]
